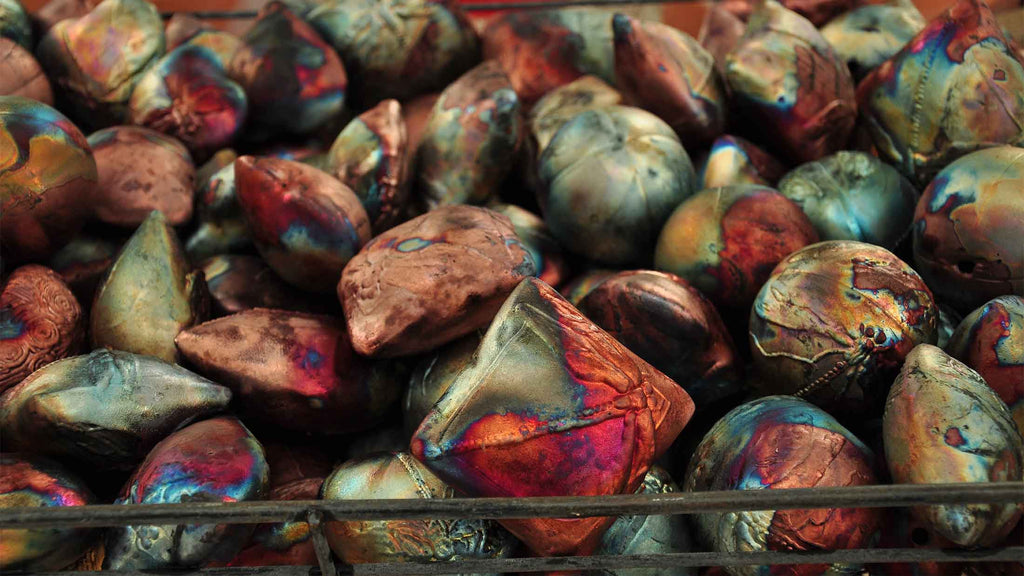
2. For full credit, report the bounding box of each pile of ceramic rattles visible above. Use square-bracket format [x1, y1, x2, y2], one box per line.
[1, 0, 1022, 572]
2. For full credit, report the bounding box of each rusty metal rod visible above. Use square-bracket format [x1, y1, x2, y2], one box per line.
[3, 482, 1022, 529]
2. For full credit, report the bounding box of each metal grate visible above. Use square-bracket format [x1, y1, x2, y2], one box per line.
[4, 482, 1023, 574]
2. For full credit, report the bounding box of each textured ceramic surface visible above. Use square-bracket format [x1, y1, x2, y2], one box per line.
[0, 266, 82, 394]
[777, 151, 918, 249]
[699, 134, 786, 189]
[129, 43, 247, 157]
[176, 308, 399, 434]
[725, 0, 856, 164]
[911, 146, 1024, 311]
[35, 0, 165, 130]
[338, 205, 535, 358]
[307, 0, 478, 105]
[655, 185, 819, 311]
[577, 270, 742, 408]
[884, 344, 1023, 547]
[322, 451, 518, 563]
[1, 96, 96, 262]
[417, 61, 521, 209]
[88, 125, 195, 227]
[0, 39, 53, 104]
[412, 278, 694, 556]
[539, 105, 696, 266]
[856, 0, 1024, 186]
[749, 241, 938, 416]
[199, 255, 323, 316]
[1, 349, 230, 470]
[684, 396, 882, 576]
[820, 0, 925, 80]
[104, 416, 269, 569]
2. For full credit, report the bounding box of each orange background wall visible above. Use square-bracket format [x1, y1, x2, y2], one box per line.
[20, 0, 1020, 39]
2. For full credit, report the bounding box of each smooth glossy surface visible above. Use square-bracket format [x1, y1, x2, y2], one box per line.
[655, 185, 819, 311]
[884, 344, 1022, 547]
[911, 146, 1024, 311]
[684, 396, 882, 576]
[91, 211, 208, 363]
[699, 135, 786, 189]
[412, 278, 694, 556]
[856, 0, 1024, 186]
[129, 43, 247, 158]
[0, 349, 231, 470]
[417, 61, 521, 208]
[338, 205, 535, 358]
[528, 75, 621, 156]
[0, 454, 93, 571]
[1, 96, 96, 262]
[725, 0, 856, 164]
[88, 126, 195, 227]
[104, 416, 269, 569]
[234, 156, 371, 293]
[820, 0, 925, 80]
[749, 241, 938, 416]
[176, 308, 398, 434]
[35, 0, 165, 130]
[578, 270, 742, 408]
[322, 452, 518, 563]
[777, 151, 918, 249]
[0, 39, 53, 104]
[482, 9, 615, 106]
[327, 99, 409, 233]
[539, 105, 696, 266]
[0, 265, 83, 393]
[698, 4, 745, 74]
[947, 296, 1024, 435]
[307, 0, 478, 105]
[228, 2, 345, 138]
[47, 234, 118, 307]
[613, 15, 725, 149]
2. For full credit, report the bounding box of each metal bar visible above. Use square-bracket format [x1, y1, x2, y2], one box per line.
[159, 0, 706, 18]
[19, 547, 1024, 576]
[308, 511, 337, 576]
[3, 483, 1022, 529]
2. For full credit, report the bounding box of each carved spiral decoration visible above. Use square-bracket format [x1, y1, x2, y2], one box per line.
[0, 265, 84, 391]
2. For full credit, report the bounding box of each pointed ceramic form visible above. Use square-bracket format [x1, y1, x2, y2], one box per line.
[1, 349, 231, 470]
[725, 0, 856, 164]
[176, 308, 397, 434]
[884, 344, 1023, 547]
[234, 155, 371, 293]
[612, 14, 726, 149]
[91, 210, 208, 362]
[104, 416, 269, 569]
[338, 205, 535, 358]
[0, 265, 84, 392]
[857, 0, 1024, 186]
[417, 61, 522, 209]
[327, 99, 409, 233]
[412, 278, 694, 556]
